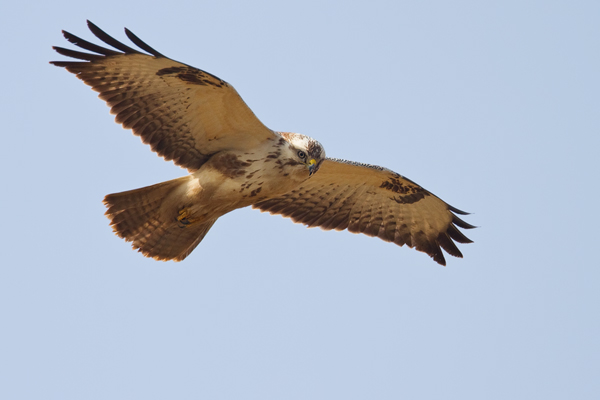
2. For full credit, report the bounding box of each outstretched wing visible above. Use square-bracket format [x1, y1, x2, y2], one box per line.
[51, 20, 277, 172]
[253, 158, 475, 265]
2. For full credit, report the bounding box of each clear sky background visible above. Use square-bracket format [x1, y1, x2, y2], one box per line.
[1, 1, 598, 399]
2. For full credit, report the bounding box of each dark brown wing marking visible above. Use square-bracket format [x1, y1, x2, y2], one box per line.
[253, 158, 475, 265]
[51, 21, 277, 172]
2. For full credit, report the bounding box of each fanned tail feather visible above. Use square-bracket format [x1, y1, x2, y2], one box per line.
[103, 176, 215, 261]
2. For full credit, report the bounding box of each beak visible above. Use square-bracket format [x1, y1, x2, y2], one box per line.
[308, 159, 317, 176]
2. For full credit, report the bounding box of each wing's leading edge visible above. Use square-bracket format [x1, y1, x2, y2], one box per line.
[51, 21, 277, 172]
[254, 158, 475, 265]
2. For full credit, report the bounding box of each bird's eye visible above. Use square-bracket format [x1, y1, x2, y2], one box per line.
[297, 150, 306, 159]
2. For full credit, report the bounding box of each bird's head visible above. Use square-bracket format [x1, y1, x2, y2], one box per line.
[279, 132, 326, 179]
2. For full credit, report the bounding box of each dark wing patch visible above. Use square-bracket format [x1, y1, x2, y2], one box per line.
[156, 66, 227, 88]
[253, 158, 475, 266]
[51, 21, 277, 172]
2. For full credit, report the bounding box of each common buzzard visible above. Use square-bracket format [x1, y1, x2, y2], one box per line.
[51, 21, 475, 265]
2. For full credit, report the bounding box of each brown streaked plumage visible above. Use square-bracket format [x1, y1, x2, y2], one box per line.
[254, 159, 474, 265]
[51, 21, 475, 265]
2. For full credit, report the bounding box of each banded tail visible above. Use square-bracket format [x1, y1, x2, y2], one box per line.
[103, 176, 216, 261]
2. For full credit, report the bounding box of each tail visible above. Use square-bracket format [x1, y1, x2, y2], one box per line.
[103, 176, 216, 261]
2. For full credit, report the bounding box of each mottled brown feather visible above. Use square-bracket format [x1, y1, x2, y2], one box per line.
[50, 20, 278, 172]
[254, 159, 474, 265]
[103, 176, 215, 261]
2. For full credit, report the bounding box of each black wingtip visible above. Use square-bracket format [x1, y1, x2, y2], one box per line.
[51, 20, 176, 71]
[60, 28, 121, 57]
[86, 20, 142, 55]
[452, 213, 477, 230]
[448, 204, 470, 215]
[86, 19, 97, 31]
[433, 252, 447, 266]
[51, 46, 104, 62]
[124, 27, 166, 58]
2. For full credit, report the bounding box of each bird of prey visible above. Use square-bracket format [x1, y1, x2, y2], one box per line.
[51, 21, 475, 265]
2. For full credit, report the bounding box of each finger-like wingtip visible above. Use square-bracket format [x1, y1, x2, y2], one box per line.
[86, 20, 142, 54]
[124, 27, 166, 58]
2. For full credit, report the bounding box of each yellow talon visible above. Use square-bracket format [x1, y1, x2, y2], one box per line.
[177, 208, 189, 221]
[176, 208, 197, 227]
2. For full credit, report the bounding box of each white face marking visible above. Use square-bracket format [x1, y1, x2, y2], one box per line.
[283, 133, 326, 161]
[272, 132, 326, 182]
[287, 135, 312, 150]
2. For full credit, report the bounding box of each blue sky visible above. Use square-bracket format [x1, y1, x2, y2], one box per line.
[2, 1, 599, 399]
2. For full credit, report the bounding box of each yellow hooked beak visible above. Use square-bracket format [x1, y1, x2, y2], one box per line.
[308, 159, 317, 176]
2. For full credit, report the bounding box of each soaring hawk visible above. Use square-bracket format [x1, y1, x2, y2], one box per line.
[51, 21, 475, 265]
